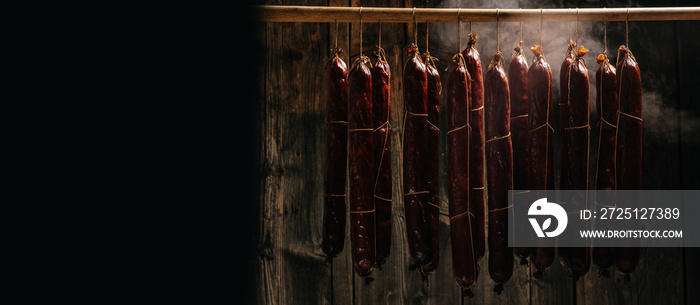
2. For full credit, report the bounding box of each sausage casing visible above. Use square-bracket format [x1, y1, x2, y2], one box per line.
[558, 46, 591, 281]
[372, 49, 392, 267]
[484, 51, 514, 294]
[447, 54, 477, 290]
[592, 53, 618, 277]
[527, 45, 555, 276]
[348, 56, 375, 278]
[403, 43, 434, 269]
[462, 34, 486, 261]
[322, 49, 348, 260]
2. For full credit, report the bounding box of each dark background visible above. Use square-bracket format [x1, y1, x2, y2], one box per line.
[250, 0, 700, 304]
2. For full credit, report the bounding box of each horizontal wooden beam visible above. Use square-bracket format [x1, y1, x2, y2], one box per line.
[256, 5, 700, 23]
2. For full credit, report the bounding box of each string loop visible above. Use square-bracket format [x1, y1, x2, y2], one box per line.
[496, 8, 500, 52]
[626, 8, 630, 47]
[413, 7, 417, 45]
[358, 7, 363, 58]
[458, 8, 462, 52]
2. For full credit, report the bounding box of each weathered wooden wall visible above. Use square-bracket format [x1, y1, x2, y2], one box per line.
[254, 0, 700, 304]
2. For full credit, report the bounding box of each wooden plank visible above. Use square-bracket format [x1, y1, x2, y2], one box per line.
[256, 2, 697, 304]
[581, 18, 685, 305]
[677, 15, 700, 305]
[257, 1, 337, 305]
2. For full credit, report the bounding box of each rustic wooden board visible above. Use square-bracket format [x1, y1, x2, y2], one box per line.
[677, 16, 700, 305]
[256, 1, 700, 304]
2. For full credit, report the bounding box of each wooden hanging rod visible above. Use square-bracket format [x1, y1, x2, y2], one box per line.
[256, 5, 700, 23]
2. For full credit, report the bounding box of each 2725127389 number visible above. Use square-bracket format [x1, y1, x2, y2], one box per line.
[598, 207, 680, 220]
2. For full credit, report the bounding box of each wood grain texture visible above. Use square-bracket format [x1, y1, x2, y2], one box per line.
[256, 1, 700, 304]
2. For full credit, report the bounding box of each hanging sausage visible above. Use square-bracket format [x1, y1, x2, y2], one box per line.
[403, 43, 434, 270]
[348, 53, 375, 280]
[508, 42, 530, 266]
[527, 44, 556, 278]
[462, 32, 486, 262]
[485, 50, 514, 295]
[322, 46, 348, 262]
[420, 43, 441, 277]
[558, 45, 591, 282]
[614, 44, 642, 283]
[372, 44, 392, 268]
[448, 38, 477, 295]
[593, 51, 618, 278]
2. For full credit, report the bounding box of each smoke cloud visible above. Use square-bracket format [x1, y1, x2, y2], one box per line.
[428, 0, 699, 140]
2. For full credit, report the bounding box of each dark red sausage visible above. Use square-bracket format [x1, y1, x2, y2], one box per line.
[527, 45, 555, 278]
[372, 48, 392, 268]
[592, 53, 618, 278]
[447, 53, 477, 294]
[484, 51, 514, 295]
[558, 45, 591, 282]
[420, 51, 441, 276]
[508, 44, 530, 266]
[462, 34, 486, 261]
[614, 45, 642, 282]
[559, 41, 576, 195]
[348, 55, 375, 279]
[322, 48, 348, 260]
[403, 43, 433, 269]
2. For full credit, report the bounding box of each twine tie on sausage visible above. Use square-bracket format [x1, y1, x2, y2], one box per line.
[378, 21, 381, 50]
[359, 7, 363, 57]
[413, 7, 417, 46]
[576, 8, 579, 46]
[447, 123, 468, 135]
[618, 110, 642, 122]
[595, 201, 617, 209]
[349, 127, 373, 132]
[427, 118, 439, 131]
[485, 131, 511, 143]
[599, 117, 616, 128]
[496, 8, 500, 52]
[324, 193, 347, 197]
[350, 208, 375, 214]
[564, 124, 590, 131]
[427, 201, 440, 209]
[449, 210, 476, 222]
[373, 118, 390, 193]
[373, 120, 389, 132]
[374, 194, 392, 202]
[519, 15, 523, 48]
[458, 8, 462, 52]
[489, 204, 513, 213]
[350, 7, 372, 70]
[626, 8, 630, 48]
[470, 105, 484, 112]
[604, 19, 607, 56]
[529, 122, 554, 134]
[405, 110, 428, 117]
[334, 19, 338, 50]
[426, 21, 430, 53]
[404, 190, 429, 196]
[539, 8, 543, 47]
